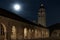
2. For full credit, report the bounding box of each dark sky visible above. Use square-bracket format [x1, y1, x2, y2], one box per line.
[0, 0, 60, 27]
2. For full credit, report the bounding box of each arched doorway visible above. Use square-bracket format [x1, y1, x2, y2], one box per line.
[0, 23, 6, 40]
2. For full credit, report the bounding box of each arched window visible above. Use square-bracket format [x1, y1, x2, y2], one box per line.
[24, 27, 27, 39]
[11, 26, 16, 39]
[35, 29, 38, 38]
[28, 29, 32, 39]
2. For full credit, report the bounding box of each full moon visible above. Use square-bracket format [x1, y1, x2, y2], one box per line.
[13, 4, 21, 11]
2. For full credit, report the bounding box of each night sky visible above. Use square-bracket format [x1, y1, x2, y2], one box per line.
[0, 0, 60, 27]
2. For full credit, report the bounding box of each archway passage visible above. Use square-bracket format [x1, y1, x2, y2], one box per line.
[0, 23, 6, 40]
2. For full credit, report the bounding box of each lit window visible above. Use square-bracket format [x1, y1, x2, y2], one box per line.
[28, 29, 31, 39]
[12, 26, 16, 33]
[24, 28, 27, 38]
[35, 29, 38, 38]
[11, 26, 16, 39]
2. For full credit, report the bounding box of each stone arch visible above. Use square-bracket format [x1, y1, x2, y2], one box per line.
[51, 30, 60, 38]
[0, 23, 7, 40]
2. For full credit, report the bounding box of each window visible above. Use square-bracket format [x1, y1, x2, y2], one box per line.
[24, 27, 27, 38]
[11, 26, 16, 39]
[35, 29, 38, 38]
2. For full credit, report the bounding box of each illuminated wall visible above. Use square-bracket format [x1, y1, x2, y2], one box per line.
[0, 16, 49, 40]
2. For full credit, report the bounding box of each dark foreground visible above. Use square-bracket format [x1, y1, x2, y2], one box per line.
[0, 38, 60, 40]
[1, 39, 60, 40]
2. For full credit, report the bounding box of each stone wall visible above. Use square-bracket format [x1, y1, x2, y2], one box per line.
[0, 16, 49, 40]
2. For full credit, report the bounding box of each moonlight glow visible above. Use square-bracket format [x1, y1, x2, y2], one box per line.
[13, 4, 21, 11]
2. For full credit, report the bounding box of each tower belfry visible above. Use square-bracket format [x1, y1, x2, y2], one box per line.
[38, 4, 46, 27]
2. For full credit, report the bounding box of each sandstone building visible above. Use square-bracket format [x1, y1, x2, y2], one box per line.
[0, 8, 49, 40]
[0, 3, 60, 40]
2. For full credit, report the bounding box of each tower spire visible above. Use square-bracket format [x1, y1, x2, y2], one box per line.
[37, 3, 46, 27]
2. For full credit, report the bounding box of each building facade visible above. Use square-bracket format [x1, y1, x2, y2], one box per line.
[48, 23, 60, 38]
[0, 8, 49, 40]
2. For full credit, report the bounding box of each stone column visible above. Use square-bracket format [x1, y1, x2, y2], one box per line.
[6, 26, 12, 40]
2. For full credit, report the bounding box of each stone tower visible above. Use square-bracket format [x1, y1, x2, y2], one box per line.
[38, 4, 46, 27]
